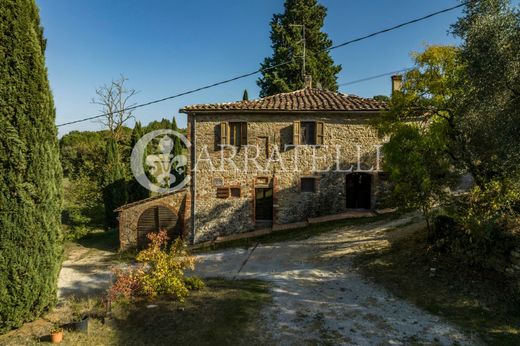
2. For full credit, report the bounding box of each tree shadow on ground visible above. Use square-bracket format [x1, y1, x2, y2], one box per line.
[109, 279, 271, 346]
[354, 226, 520, 345]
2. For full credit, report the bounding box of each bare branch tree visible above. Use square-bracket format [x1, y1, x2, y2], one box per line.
[92, 74, 137, 141]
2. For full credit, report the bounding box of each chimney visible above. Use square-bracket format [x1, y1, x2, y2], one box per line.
[304, 75, 312, 88]
[391, 75, 403, 94]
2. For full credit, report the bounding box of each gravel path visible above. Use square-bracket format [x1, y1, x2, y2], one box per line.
[57, 245, 113, 300]
[194, 216, 481, 345]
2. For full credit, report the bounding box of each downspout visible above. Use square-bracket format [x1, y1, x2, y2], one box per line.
[190, 114, 197, 245]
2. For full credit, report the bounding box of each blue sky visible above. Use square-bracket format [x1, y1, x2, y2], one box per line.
[36, 0, 464, 136]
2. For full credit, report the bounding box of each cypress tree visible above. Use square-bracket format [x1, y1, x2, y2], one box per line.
[242, 89, 249, 101]
[170, 117, 184, 188]
[257, 0, 342, 97]
[0, 0, 63, 332]
[128, 122, 150, 202]
[103, 138, 128, 227]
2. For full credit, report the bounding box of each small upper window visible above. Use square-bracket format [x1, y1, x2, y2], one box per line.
[300, 122, 316, 145]
[230, 187, 241, 198]
[301, 177, 317, 193]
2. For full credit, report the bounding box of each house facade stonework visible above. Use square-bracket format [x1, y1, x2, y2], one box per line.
[181, 87, 390, 244]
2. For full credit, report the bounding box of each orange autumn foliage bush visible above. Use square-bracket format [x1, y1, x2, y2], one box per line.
[108, 230, 203, 302]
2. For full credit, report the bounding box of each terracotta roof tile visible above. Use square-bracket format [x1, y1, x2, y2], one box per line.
[180, 88, 386, 113]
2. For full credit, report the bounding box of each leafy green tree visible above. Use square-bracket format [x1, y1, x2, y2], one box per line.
[242, 89, 249, 101]
[103, 138, 128, 227]
[257, 0, 341, 97]
[0, 0, 63, 332]
[128, 122, 150, 202]
[452, 0, 520, 185]
[373, 95, 390, 102]
[376, 46, 462, 229]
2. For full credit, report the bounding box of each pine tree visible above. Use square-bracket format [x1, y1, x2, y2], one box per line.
[128, 122, 150, 202]
[0, 0, 63, 332]
[257, 0, 341, 97]
[103, 138, 128, 227]
[242, 89, 249, 101]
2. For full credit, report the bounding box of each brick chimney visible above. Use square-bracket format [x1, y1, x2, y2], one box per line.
[304, 75, 312, 88]
[391, 75, 403, 94]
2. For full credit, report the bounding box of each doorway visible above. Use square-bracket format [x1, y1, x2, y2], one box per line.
[137, 206, 179, 248]
[346, 173, 372, 209]
[255, 188, 273, 225]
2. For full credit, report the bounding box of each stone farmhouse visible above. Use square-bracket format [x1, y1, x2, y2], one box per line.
[117, 77, 400, 250]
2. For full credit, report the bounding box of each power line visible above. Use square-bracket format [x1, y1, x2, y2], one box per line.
[57, 2, 466, 127]
[338, 68, 412, 87]
[328, 2, 466, 51]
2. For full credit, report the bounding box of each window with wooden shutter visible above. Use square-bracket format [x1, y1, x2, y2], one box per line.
[293, 121, 300, 145]
[219, 122, 228, 147]
[240, 122, 248, 146]
[300, 122, 316, 145]
[316, 121, 324, 145]
[216, 187, 230, 198]
[229, 122, 247, 146]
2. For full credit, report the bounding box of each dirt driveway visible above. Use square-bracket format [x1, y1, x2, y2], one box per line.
[57, 244, 114, 300]
[194, 215, 481, 345]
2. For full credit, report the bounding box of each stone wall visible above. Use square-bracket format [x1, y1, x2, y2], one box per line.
[187, 112, 387, 243]
[118, 192, 187, 250]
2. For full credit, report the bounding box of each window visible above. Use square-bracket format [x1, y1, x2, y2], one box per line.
[301, 177, 317, 193]
[230, 187, 241, 198]
[217, 187, 241, 198]
[227, 122, 247, 146]
[216, 187, 230, 199]
[293, 121, 324, 145]
[300, 122, 316, 145]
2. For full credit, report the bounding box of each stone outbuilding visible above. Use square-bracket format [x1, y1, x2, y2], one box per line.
[115, 190, 188, 250]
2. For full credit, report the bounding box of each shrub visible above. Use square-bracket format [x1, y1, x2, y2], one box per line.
[108, 230, 203, 303]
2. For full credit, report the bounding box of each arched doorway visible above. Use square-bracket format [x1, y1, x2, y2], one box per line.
[346, 173, 372, 209]
[137, 205, 179, 248]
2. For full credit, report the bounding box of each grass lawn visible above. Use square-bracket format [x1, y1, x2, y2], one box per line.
[0, 279, 271, 346]
[354, 227, 520, 345]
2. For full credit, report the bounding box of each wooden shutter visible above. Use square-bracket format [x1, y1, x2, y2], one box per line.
[293, 121, 300, 145]
[240, 122, 248, 146]
[219, 122, 228, 147]
[316, 121, 324, 145]
[216, 187, 230, 198]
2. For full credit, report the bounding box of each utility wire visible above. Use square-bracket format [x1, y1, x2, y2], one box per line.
[338, 68, 413, 87]
[57, 2, 466, 127]
[328, 2, 466, 51]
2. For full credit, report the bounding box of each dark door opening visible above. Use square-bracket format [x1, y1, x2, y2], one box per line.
[346, 173, 372, 209]
[255, 188, 273, 224]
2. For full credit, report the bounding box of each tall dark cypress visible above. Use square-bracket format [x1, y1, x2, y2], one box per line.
[257, 0, 342, 97]
[128, 122, 150, 202]
[0, 0, 63, 332]
[103, 138, 128, 227]
[170, 117, 184, 188]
